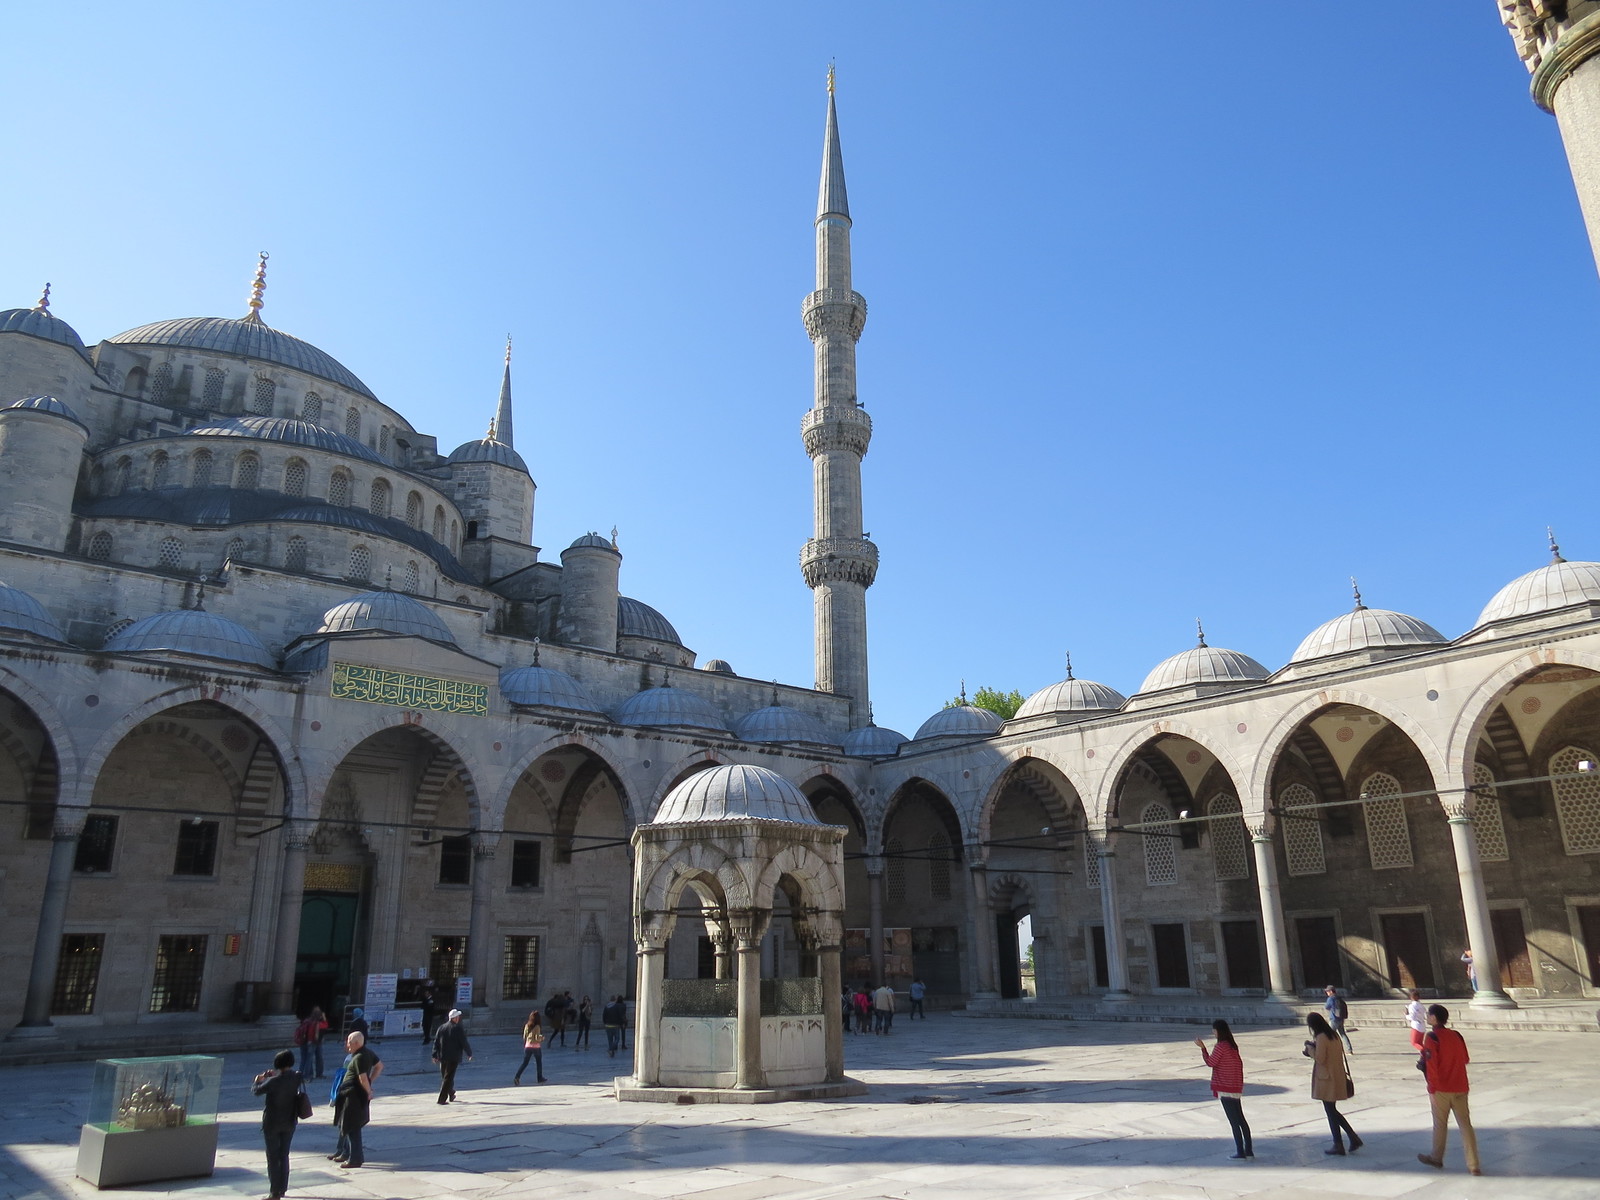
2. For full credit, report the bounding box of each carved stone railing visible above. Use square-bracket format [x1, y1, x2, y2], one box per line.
[800, 404, 872, 457]
[800, 536, 879, 588]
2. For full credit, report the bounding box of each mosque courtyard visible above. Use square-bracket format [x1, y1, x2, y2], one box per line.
[0, 1015, 1592, 1200]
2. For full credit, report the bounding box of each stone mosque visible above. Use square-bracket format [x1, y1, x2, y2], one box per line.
[3, 10, 1600, 1047]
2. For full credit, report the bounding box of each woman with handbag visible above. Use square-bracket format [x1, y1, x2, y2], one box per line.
[514, 1011, 547, 1084]
[252, 1049, 306, 1200]
[1304, 1013, 1363, 1156]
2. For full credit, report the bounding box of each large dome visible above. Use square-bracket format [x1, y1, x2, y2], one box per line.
[733, 704, 838, 746]
[651, 764, 820, 825]
[448, 437, 528, 473]
[914, 704, 1004, 741]
[104, 609, 275, 670]
[840, 723, 908, 757]
[0, 306, 89, 357]
[318, 592, 455, 643]
[1292, 604, 1447, 663]
[618, 596, 681, 645]
[1139, 642, 1270, 694]
[1476, 558, 1600, 629]
[499, 664, 599, 712]
[1015, 678, 1127, 719]
[0, 581, 65, 642]
[614, 685, 729, 732]
[107, 316, 377, 399]
[185, 416, 384, 464]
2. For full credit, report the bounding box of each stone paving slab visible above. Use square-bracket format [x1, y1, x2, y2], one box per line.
[0, 1017, 1594, 1200]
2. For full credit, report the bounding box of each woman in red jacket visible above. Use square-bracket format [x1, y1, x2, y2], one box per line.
[1195, 1019, 1252, 1159]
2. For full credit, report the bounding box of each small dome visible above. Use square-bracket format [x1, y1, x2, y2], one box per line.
[914, 704, 1004, 741]
[318, 591, 455, 643]
[447, 437, 528, 473]
[107, 316, 376, 399]
[652, 763, 820, 825]
[618, 596, 682, 645]
[734, 704, 838, 746]
[186, 416, 384, 464]
[701, 658, 735, 674]
[840, 724, 909, 757]
[566, 532, 618, 552]
[1476, 558, 1600, 628]
[0, 306, 89, 356]
[614, 686, 729, 732]
[1291, 605, 1447, 663]
[104, 609, 275, 670]
[499, 664, 599, 711]
[6, 395, 86, 428]
[1015, 678, 1128, 719]
[1139, 643, 1271, 694]
[0, 581, 65, 642]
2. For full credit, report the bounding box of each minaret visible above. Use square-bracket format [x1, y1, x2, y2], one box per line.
[495, 335, 515, 448]
[800, 67, 876, 727]
[1501, 4, 1600, 273]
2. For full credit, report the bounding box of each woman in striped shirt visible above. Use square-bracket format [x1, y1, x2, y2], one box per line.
[1195, 1020, 1252, 1160]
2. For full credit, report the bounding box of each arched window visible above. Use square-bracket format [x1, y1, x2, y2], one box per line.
[1279, 783, 1326, 876]
[1207, 794, 1248, 881]
[87, 532, 113, 561]
[1470, 763, 1510, 862]
[405, 492, 422, 529]
[348, 545, 371, 581]
[157, 537, 184, 569]
[202, 367, 226, 407]
[1361, 772, 1413, 869]
[301, 392, 323, 425]
[151, 452, 170, 488]
[432, 506, 446, 542]
[466, 520, 479, 540]
[1142, 801, 1177, 886]
[149, 363, 173, 404]
[251, 376, 276, 415]
[927, 833, 951, 900]
[379, 425, 391, 457]
[103, 617, 134, 641]
[285, 537, 308, 572]
[403, 560, 420, 594]
[328, 469, 351, 507]
[369, 478, 391, 517]
[345, 408, 361, 439]
[283, 458, 308, 497]
[190, 450, 213, 488]
[124, 365, 146, 396]
[113, 458, 132, 495]
[224, 537, 246, 564]
[234, 453, 260, 490]
[1550, 746, 1600, 855]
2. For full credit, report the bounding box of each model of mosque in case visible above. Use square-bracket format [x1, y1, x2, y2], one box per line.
[77, 1056, 221, 1188]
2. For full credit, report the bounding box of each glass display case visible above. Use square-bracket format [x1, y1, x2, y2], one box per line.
[77, 1056, 221, 1188]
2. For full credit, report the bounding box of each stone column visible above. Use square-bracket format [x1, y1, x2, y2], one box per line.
[866, 857, 885, 986]
[969, 862, 998, 998]
[708, 915, 733, 981]
[13, 805, 87, 1035]
[632, 924, 669, 1086]
[466, 832, 500, 1010]
[1249, 825, 1296, 1000]
[1443, 797, 1516, 1010]
[1097, 843, 1131, 1001]
[267, 819, 313, 1017]
[732, 910, 770, 1089]
[814, 920, 845, 1082]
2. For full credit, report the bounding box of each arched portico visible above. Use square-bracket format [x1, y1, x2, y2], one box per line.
[875, 778, 967, 999]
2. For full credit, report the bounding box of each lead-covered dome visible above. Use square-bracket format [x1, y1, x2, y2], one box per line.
[0, 305, 89, 357]
[1291, 604, 1447, 663]
[185, 416, 384, 464]
[108, 316, 377, 399]
[651, 764, 820, 825]
[104, 609, 275, 670]
[1476, 556, 1600, 629]
[914, 704, 1004, 741]
[1015, 677, 1128, 719]
[0, 581, 65, 642]
[701, 659, 735, 674]
[618, 596, 681, 645]
[1139, 640, 1270, 694]
[615, 685, 729, 732]
[733, 704, 838, 746]
[499, 664, 600, 712]
[318, 592, 455, 644]
[6, 395, 86, 428]
[448, 437, 528, 473]
[841, 723, 909, 757]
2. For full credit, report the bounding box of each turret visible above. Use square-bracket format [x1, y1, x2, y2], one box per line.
[557, 532, 621, 652]
[0, 396, 88, 551]
[446, 339, 536, 543]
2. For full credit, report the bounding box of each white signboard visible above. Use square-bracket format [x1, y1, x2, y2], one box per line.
[365, 973, 399, 1009]
[390, 1008, 424, 1036]
[455, 976, 474, 1008]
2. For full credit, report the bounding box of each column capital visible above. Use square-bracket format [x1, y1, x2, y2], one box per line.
[51, 806, 88, 841]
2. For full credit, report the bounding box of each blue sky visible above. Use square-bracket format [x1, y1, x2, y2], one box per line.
[4, 4, 1594, 737]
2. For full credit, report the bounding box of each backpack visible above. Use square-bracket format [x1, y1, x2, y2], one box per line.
[293, 1019, 309, 1047]
[1335, 997, 1349, 1020]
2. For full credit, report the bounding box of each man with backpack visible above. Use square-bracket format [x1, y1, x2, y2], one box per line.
[1323, 985, 1354, 1053]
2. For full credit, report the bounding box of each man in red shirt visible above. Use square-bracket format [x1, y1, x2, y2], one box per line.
[1416, 1004, 1481, 1175]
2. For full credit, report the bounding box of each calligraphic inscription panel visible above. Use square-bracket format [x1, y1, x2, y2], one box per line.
[331, 661, 488, 716]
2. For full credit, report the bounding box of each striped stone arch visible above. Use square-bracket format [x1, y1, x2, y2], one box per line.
[0, 666, 81, 783]
[754, 842, 847, 914]
[552, 752, 629, 863]
[795, 765, 866, 838]
[304, 716, 476, 825]
[976, 755, 1086, 847]
[410, 749, 464, 831]
[638, 841, 755, 915]
[235, 740, 281, 836]
[489, 727, 639, 825]
[877, 776, 967, 858]
[122, 719, 245, 802]
[1445, 646, 1600, 786]
[1098, 720, 1248, 824]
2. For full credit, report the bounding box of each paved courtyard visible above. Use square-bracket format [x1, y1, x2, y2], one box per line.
[1, 1015, 1594, 1200]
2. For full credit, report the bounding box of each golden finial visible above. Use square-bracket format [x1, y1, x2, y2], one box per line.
[827, 62, 836, 95]
[610, 525, 619, 548]
[245, 252, 269, 321]
[486, 416, 498, 441]
[35, 283, 51, 312]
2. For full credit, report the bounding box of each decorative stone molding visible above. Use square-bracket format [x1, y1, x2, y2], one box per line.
[800, 536, 878, 588]
[52, 806, 89, 841]
[472, 831, 500, 861]
[1531, 8, 1600, 110]
[800, 405, 872, 458]
[1502, 1, 1574, 74]
[801, 289, 868, 341]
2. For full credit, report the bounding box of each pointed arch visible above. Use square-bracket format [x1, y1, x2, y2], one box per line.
[1445, 647, 1600, 784]
[878, 776, 964, 855]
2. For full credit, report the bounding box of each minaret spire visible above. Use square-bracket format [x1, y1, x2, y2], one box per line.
[800, 68, 876, 727]
[494, 334, 515, 447]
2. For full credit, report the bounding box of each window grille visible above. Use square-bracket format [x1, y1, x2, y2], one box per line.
[403, 560, 420, 593]
[1280, 783, 1327, 876]
[190, 450, 213, 487]
[74, 815, 118, 873]
[151, 452, 170, 488]
[884, 838, 905, 901]
[502, 935, 540, 1001]
[173, 819, 219, 875]
[285, 537, 308, 572]
[433, 508, 446, 541]
[157, 537, 184, 569]
[1142, 802, 1177, 885]
[150, 363, 173, 404]
[329, 470, 351, 507]
[928, 833, 951, 899]
[301, 392, 323, 424]
[1208, 794, 1249, 881]
[1471, 763, 1510, 862]
[348, 545, 371, 581]
[369, 479, 391, 517]
[379, 425, 391, 456]
[87, 532, 113, 561]
[251, 376, 275, 415]
[149, 934, 207, 1012]
[345, 408, 361, 438]
[234, 453, 260, 489]
[511, 839, 542, 888]
[203, 367, 226, 407]
[1361, 772, 1413, 869]
[114, 458, 132, 495]
[1550, 746, 1600, 854]
[1084, 833, 1102, 889]
[52, 933, 105, 1015]
[438, 834, 471, 884]
[224, 538, 245, 565]
[102, 618, 134, 642]
[283, 459, 307, 497]
[429, 935, 467, 989]
[406, 492, 422, 528]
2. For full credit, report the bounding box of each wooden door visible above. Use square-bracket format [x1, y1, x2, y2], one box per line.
[1296, 916, 1342, 990]
[1152, 923, 1190, 988]
[1576, 905, 1600, 989]
[1221, 920, 1265, 990]
[1090, 925, 1109, 988]
[1380, 912, 1436, 989]
[1490, 909, 1535, 988]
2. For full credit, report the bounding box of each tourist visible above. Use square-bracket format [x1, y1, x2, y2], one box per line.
[419, 981, 438, 1044]
[545, 991, 568, 1046]
[872, 982, 896, 1034]
[577, 994, 593, 1050]
[1304, 1013, 1362, 1156]
[294, 1005, 329, 1079]
[1323, 985, 1353, 1053]
[1405, 988, 1427, 1053]
[331, 1030, 382, 1169]
[514, 1011, 547, 1083]
[564, 991, 579, 1045]
[1417, 1004, 1482, 1175]
[252, 1049, 304, 1200]
[1461, 950, 1478, 992]
[1194, 1020, 1251, 1160]
[602, 995, 627, 1058]
[347, 1006, 369, 1039]
[840, 988, 852, 1034]
[431, 1008, 473, 1103]
[852, 986, 871, 1034]
[908, 978, 926, 1019]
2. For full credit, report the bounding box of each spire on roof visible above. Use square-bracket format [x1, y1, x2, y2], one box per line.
[494, 334, 515, 447]
[1065, 650, 1074, 680]
[1549, 526, 1565, 563]
[1196, 618, 1207, 647]
[531, 636, 541, 666]
[244, 252, 269, 323]
[34, 283, 51, 313]
[1351, 576, 1366, 611]
[817, 65, 850, 221]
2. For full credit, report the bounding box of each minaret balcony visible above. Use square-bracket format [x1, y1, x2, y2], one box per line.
[800, 405, 872, 457]
[800, 536, 879, 588]
[801, 289, 867, 340]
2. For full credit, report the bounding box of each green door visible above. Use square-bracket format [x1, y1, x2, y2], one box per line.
[297, 892, 360, 1014]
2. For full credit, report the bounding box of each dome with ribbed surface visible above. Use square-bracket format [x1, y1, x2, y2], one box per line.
[104, 610, 275, 669]
[1476, 558, 1600, 628]
[651, 764, 820, 825]
[499, 664, 600, 711]
[447, 437, 528, 473]
[1015, 678, 1128, 719]
[914, 704, 1004, 741]
[0, 581, 65, 642]
[185, 416, 384, 464]
[107, 317, 377, 398]
[318, 592, 455, 643]
[614, 686, 728, 732]
[702, 658, 735, 674]
[841, 724, 908, 757]
[1291, 605, 1447, 663]
[566, 532, 618, 552]
[0, 307, 88, 356]
[734, 704, 838, 746]
[618, 596, 681, 645]
[1139, 643, 1270, 694]
[6, 395, 86, 427]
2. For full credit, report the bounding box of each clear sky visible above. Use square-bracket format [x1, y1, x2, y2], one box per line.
[4, 4, 1595, 737]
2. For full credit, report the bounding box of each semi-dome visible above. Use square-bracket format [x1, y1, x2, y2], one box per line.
[651, 763, 820, 825]
[914, 704, 1004, 741]
[447, 437, 528, 473]
[1291, 603, 1447, 663]
[185, 416, 385, 464]
[0, 581, 65, 642]
[701, 658, 735, 674]
[0, 305, 89, 357]
[618, 596, 682, 645]
[499, 664, 599, 712]
[1139, 640, 1271, 694]
[840, 723, 909, 757]
[1015, 677, 1128, 719]
[318, 591, 455, 643]
[1476, 556, 1600, 629]
[614, 685, 729, 732]
[6, 395, 86, 428]
[733, 704, 838, 746]
[107, 316, 377, 399]
[104, 609, 275, 670]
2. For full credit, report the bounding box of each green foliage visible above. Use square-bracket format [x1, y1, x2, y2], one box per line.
[943, 685, 1026, 721]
